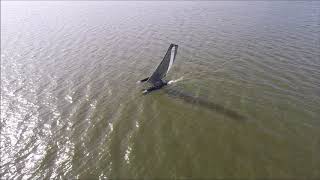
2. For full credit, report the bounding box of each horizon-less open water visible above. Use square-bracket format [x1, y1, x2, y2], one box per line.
[1, 1, 320, 179]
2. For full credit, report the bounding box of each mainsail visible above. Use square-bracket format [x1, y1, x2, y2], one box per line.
[147, 44, 178, 85]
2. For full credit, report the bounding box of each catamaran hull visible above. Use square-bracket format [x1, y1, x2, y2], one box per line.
[142, 83, 167, 94]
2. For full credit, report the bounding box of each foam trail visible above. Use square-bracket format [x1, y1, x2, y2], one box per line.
[168, 77, 184, 85]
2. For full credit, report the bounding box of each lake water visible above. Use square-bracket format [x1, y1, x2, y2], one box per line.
[1, 1, 320, 179]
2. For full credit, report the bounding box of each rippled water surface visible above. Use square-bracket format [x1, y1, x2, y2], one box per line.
[1, 1, 320, 179]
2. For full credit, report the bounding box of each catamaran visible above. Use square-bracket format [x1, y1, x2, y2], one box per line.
[138, 44, 178, 94]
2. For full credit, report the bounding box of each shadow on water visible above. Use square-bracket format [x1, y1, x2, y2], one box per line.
[162, 87, 247, 122]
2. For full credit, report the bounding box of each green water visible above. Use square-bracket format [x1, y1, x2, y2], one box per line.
[1, 1, 319, 179]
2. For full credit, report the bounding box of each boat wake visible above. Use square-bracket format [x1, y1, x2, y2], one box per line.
[168, 76, 184, 85]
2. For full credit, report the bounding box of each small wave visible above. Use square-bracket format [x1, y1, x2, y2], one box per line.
[64, 95, 73, 103]
[124, 146, 132, 164]
[108, 123, 113, 132]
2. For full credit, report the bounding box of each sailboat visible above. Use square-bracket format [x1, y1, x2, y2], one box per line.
[138, 44, 178, 94]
